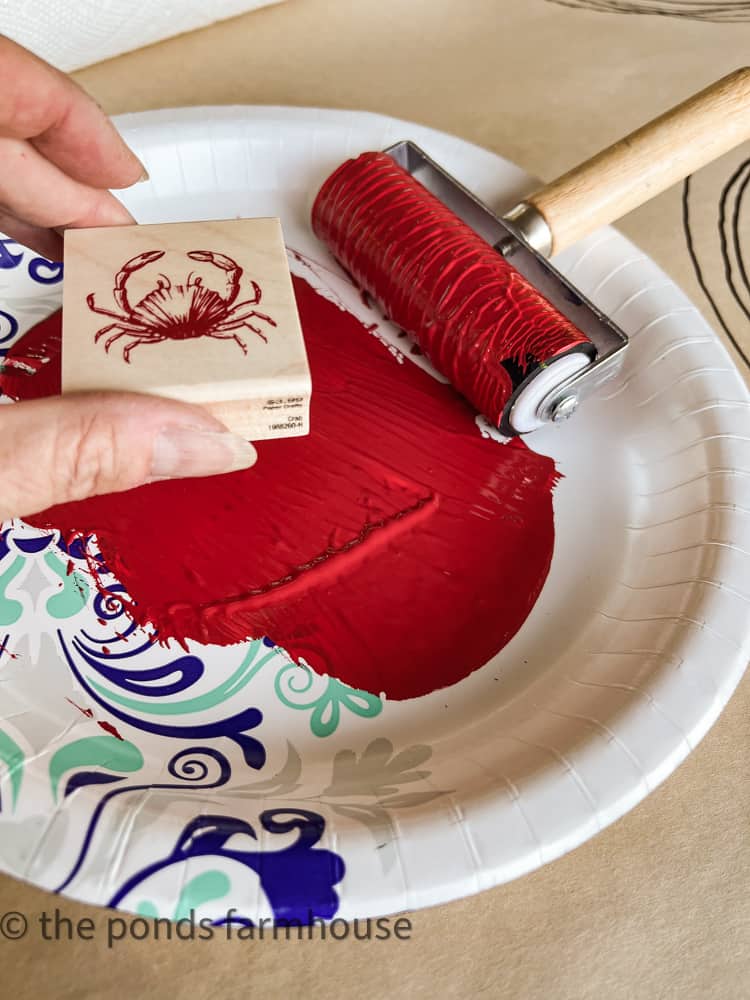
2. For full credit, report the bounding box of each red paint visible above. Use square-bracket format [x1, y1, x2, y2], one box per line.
[0, 310, 61, 399]
[66, 697, 94, 718]
[97, 720, 124, 740]
[65, 696, 123, 738]
[87, 249, 276, 363]
[0, 636, 18, 661]
[5, 276, 558, 699]
[312, 152, 593, 427]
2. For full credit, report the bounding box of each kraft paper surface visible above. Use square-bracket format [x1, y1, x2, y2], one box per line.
[1, 1, 749, 996]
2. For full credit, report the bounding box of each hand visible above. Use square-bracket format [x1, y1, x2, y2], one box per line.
[0, 38, 257, 522]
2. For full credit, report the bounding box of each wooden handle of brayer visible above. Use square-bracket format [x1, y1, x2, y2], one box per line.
[511, 68, 750, 256]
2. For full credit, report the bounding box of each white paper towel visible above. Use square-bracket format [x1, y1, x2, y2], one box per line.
[0, 0, 283, 71]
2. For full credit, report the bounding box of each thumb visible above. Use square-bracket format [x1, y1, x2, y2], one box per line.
[0, 391, 258, 521]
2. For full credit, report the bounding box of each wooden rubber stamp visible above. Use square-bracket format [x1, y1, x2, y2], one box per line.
[62, 218, 311, 440]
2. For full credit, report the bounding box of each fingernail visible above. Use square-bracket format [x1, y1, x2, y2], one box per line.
[99, 196, 137, 226]
[151, 427, 257, 480]
[137, 165, 149, 183]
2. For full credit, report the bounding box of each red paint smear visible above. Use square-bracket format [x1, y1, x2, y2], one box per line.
[66, 697, 94, 718]
[7, 277, 558, 699]
[98, 720, 124, 740]
[0, 636, 18, 661]
[0, 312, 60, 399]
[65, 696, 123, 738]
[311, 152, 593, 427]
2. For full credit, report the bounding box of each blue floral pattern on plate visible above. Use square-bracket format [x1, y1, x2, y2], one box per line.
[0, 229, 451, 922]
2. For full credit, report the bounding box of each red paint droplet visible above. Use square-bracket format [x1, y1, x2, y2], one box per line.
[98, 720, 124, 740]
[102, 646, 110, 655]
[66, 559, 74, 576]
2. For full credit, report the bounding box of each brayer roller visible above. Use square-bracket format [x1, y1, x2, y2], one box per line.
[311, 69, 750, 435]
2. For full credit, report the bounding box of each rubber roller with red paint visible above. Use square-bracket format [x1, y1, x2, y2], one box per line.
[311, 72, 750, 433]
[311, 151, 596, 435]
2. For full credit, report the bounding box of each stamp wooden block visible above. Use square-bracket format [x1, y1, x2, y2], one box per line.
[62, 218, 310, 440]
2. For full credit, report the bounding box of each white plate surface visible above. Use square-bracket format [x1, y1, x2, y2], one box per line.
[0, 106, 747, 922]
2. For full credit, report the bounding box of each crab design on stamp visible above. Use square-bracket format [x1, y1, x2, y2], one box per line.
[86, 249, 277, 362]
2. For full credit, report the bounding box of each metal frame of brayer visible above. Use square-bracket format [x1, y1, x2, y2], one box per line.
[385, 139, 628, 433]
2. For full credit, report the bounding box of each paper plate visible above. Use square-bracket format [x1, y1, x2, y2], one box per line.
[0, 107, 748, 923]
